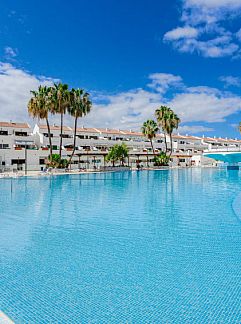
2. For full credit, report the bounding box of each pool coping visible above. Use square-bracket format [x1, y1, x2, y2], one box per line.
[0, 311, 14, 324]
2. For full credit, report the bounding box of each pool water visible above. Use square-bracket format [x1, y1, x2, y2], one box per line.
[0, 169, 241, 323]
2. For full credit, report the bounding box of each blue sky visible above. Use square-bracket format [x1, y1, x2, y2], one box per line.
[1, 0, 241, 138]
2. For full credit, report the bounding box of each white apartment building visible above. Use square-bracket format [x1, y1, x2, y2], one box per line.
[0, 121, 240, 172]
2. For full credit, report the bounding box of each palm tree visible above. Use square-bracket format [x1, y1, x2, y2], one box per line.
[116, 143, 129, 166]
[28, 85, 53, 160]
[164, 110, 180, 156]
[155, 106, 170, 153]
[141, 119, 159, 155]
[50, 83, 70, 158]
[68, 88, 92, 165]
[106, 146, 118, 167]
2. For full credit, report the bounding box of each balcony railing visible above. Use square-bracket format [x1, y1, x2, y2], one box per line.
[204, 147, 241, 153]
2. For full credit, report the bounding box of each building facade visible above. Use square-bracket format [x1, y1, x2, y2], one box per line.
[0, 121, 240, 172]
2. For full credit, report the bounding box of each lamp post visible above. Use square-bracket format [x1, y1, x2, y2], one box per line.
[93, 155, 96, 169]
[25, 143, 27, 175]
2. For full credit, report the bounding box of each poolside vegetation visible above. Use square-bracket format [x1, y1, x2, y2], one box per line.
[142, 106, 180, 165]
[141, 120, 159, 155]
[28, 83, 180, 170]
[28, 84, 92, 168]
[105, 143, 129, 166]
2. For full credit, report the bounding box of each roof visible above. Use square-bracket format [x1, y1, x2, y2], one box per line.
[38, 124, 72, 131]
[76, 127, 100, 133]
[202, 136, 241, 143]
[0, 122, 30, 129]
[121, 130, 144, 136]
[96, 128, 124, 135]
[35, 123, 241, 143]
[172, 134, 201, 140]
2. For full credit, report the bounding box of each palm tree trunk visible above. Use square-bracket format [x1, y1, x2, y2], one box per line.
[68, 116, 78, 166]
[150, 139, 155, 155]
[59, 112, 63, 158]
[169, 133, 173, 157]
[46, 118, 52, 161]
[164, 133, 167, 153]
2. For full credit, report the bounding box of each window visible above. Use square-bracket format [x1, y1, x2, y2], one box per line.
[60, 134, 71, 138]
[0, 130, 8, 135]
[90, 136, 98, 140]
[0, 144, 9, 149]
[77, 135, 85, 139]
[70, 161, 79, 164]
[180, 141, 185, 144]
[39, 159, 45, 165]
[15, 131, 28, 136]
[179, 159, 185, 163]
[43, 133, 53, 137]
[11, 159, 25, 165]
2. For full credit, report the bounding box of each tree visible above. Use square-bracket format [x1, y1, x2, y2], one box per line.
[105, 143, 129, 167]
[46, 154, 68, 169]
[106, 146, 118, 166]
[116, 143, 129, 166]
[155, 106, 170, 153]
[28, 85, 53, 161]
[155, 106, 180, 156]
[153, 152, 169, 166]
[50, 83, 70, 158]
[164, 110, 180, 156]
[68, 89, 92, 165]
[141, 119, 159, 155]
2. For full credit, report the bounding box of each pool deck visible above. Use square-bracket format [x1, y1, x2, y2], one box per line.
[0, 165, 217, 179]
[0, 312, 14, 324]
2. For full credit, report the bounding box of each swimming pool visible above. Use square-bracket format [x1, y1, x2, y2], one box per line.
[0, 169, 241, 323]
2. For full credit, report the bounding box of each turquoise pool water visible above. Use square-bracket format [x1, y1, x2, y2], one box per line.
[0, 169, 241, 323]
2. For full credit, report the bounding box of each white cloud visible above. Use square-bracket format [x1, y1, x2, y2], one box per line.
[1, 62, 241, 134]
[185, 0, 241, 9]
[178, 125, 214, 134]
[168, 90, 241, 123]
[4, 47, 18, 59]
[83, 88, 161, 130]
[219, 75, 241, 87]
[147, 73, 183, 93]
[163, 0, 241, 58]
[0, 62, 58, 123]
[168, 35, 239, 57]
[164, 26, 199, 40]
[82, 73, 241, 130]
[236, 28, 241, 41]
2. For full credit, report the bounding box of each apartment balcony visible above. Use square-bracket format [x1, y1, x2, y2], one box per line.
[204, 147, 241, 153]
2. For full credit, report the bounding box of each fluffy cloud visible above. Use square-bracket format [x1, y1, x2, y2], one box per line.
[1, 62, 241, 135]
[147, 73, 183, 93]
[219, 75, 241, 87]
[83, 74, 241, 132]
[168, 89, 241, 123]
[163, 0, 241, 58]
[0, 62, 58, 122]
[163, 26, 199, 41]
[4, 47, 18, 59]
[178, 125, 214, 134]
